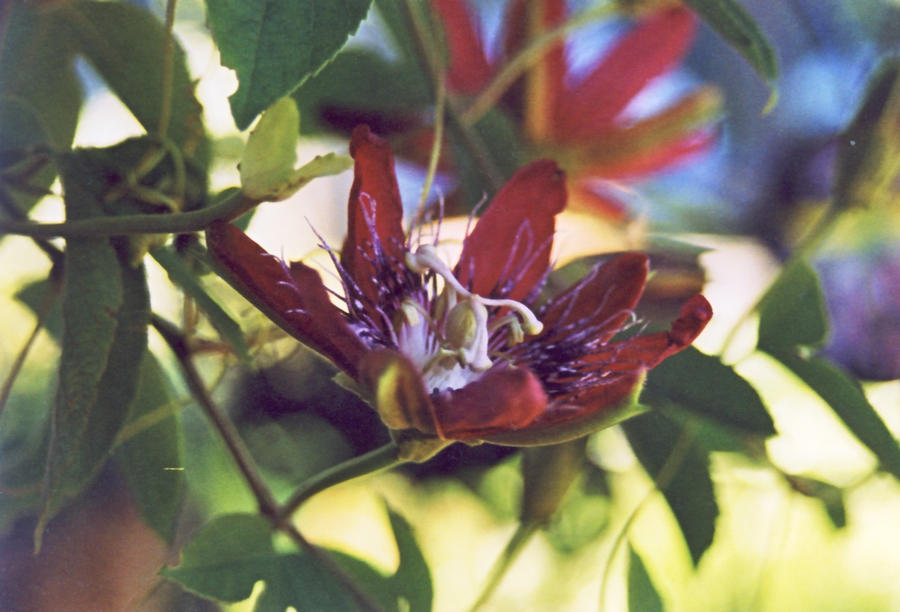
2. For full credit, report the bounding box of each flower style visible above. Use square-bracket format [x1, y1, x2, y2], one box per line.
[207, 126, 712, 451]
[432, 0, 720, 220]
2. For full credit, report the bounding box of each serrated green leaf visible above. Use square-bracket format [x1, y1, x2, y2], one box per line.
[645, 347, 775, 437]
[56, 1, 206, 156]
[151, 246, 251, 362]
[239, 97, 352, 201]
[773, 352, 900, 483]
[628, 546, 664, 612]
[36, 151, 150, 549]
[683, 0, 778, 100]
[757, 259, 828, 352]
[0, 2, 81, 212]
[163, 513, 387, 611]
[116, 352, 186, 543]
[623, 412, 718, 565]
[833, 58, 900, 211]
[206, 0, 374, 130]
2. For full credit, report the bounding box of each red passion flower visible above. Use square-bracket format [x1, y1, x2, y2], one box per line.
[207, 126, 712, 449]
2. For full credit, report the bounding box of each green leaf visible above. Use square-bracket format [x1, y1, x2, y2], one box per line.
[116, 353, 186, 543]
[206, 0, 374, 130]
[292, 48, 431, 133]
[645, 347, 775, 437]
[386, 506, 433, 612]
[163, 513, 389, 611]
[773, 352, 900, 483]
[521, 440, 585, 526]
[623, 412, 718, 565]
[151, 246, 251, 362]
[35, 151, 151, 549]
[683, 0, 778, 102]
[56, 1, 206, 156]
[628, 546, 664, 612]
[757, 259, 827, 353]
[239, 97, 353, 201]
[0, 2, 81, 212]
[14, 277, 63, 342]
[833, 58, 900, 211]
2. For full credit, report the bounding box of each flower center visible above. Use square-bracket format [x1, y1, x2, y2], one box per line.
[394, 244, 542, 391]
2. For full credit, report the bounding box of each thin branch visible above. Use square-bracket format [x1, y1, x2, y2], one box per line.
[150, 313, 279, 516]
[413, 74, 447, 229]
[401, 0, 504, 192]
[156, 0, 178, 139]
[598, 422, 698, 608]
[0, 190, 259, 238]
[468, 520, 540, 611]
[277, 442, 402, 524]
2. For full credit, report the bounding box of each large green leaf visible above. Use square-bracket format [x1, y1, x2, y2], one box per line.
[163, 509, 429, 611]
[628, 546, 664, 612]
[683, 0, 778, 98]
[757, 259, 827, 353]
[0, 2, 81, 212]
[623, 412, 718, 565]
[116, 353, 186, 544]
[206, 0, 374, 130]
[55, 1, 206, 156]
[645, 347, 775, 437]
[35, 151, 151, 548]
[774, 352, 900, 483]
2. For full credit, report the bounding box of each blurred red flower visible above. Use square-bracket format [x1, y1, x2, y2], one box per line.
[433, 0, 720, 220]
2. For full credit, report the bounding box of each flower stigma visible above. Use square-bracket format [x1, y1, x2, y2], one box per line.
[398, 244, 543, 392]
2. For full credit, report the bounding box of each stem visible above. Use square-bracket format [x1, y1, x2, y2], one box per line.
[461, 3, 615, 126]
[468, 520, 540, 612]
[277, 442, 403, 523]
[598, 422, 698, 608]
[0, 190, 259, 238]
[151, 314, 279, 516]
[157, 0, 178, 139]
[401, 0, 504, 192]
[413, 75, 447, 229]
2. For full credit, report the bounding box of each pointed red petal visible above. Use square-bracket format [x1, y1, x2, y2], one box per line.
[431, 0, 493, 93]
[207, 220, 367, 376]
[431, 366, 548, 440]
[540, 253, 649, 344]
[570, 181, 629, 222]
[341, 125, 407, 301]
[455, 159, 566, 300]
[553, 7, 697, 141]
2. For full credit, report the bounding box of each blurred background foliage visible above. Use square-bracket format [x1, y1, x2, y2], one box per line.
[1, 0, 900, 610]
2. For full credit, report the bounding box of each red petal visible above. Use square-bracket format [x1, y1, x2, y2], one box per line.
[341, 125, 407, 301]
[553, 7, 697, 141]
[207, 220, 367, 376]
[540, 253, 649, 344]
[431, 366, 548, 440]
[455, 159, 566, 300]
[582, 293, 713, 372]
[431, 0, 493, 93]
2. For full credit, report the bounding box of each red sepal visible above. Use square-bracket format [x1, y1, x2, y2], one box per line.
[431, 0, 493, 93]
[206, 221, 366, 376]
